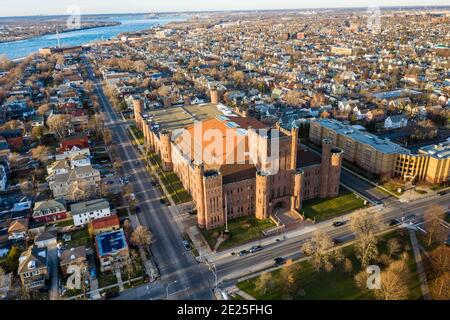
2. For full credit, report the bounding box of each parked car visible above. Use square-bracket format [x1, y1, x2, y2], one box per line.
[90, 269, 97, 280]
[182, 240, 191, 251]
[438, 190, 447, 196]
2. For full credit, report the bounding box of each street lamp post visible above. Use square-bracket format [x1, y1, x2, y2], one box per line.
[206, 259, 218, 290]
[166, 280, 178, 300]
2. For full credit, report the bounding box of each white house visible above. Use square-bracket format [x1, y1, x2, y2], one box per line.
[384, 114, 408, 129]
[70, 199, 111, 227]
[0, 164, 7, 191]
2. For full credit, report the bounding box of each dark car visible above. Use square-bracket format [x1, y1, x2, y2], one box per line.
[182, 240, 191, 251]
[438, 190, 447, 196]
[389, 219, 401, 226]
[274, 257, 285, 265]
[332, 238, 343, 246]
[159, 198, 166, 205]
[135, 206, 141, 213]
[332, 221, 346, 227]
[237, 250, 249, 257]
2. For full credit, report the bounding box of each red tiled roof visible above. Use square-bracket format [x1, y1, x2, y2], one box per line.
[91, 215, 120, 230]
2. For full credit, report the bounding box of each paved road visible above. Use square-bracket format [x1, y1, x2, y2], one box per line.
[213, 193, 450, 285]
[85, 58, 214, 300]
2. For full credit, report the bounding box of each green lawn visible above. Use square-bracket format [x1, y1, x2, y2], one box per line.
[55, 218, 74, 228]
[147, 152, 192, 204]
[302, 189, 366, 222]
[201, 216, 276, 251]
[63, 228, 92, 248]
[380, 182, 404, 196]
[98, 272, 118, 288]
[128, 125, 144, 145]
[237, 231, 422, 300]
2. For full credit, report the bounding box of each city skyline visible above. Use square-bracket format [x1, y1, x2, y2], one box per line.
[0, 0, 449, 17]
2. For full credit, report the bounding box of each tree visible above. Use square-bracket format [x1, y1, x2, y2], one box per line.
[102, 128, 113, 146]
[354, 270, 369, 290]
[301, 231, 335, 272]
[47, 114, 71, 139]
[255, 272, 274, 295]
[31, 126, 44, 142]
[37, 104, 50, 116]
[424, 205, 445, 246]
[279, 259, 300, 298]
[428, 245, 450, 300]
[232, 71, 245, 87]
[386, 238, 401, 258]
[284, 90, 304, 107]
[343, 258, 353, 274]
[130, 225, 153, 249]
[5, 246, 20, 273]
[350, 210, 381, 268]
[374, 260, 410, 300]
[30, 145, 50, 164]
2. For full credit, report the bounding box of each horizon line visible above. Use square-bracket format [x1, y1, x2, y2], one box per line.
[0, 4, 449, 19]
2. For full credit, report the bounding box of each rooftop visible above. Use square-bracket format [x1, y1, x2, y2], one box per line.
[314, 119, 410, 155]
[419, 140, 450, 159]
[96, 229, 127, 257]
[70, 198, 109, 216]
[144, 103, 228, 133]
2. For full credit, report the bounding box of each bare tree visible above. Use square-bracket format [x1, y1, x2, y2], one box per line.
[386, 238, 402, 258]
[343, 258, 353, 274]
[424, 205, 445, 246]
[30, 145, 50, 164]
[47, 114, 71, 139]
[374, 260, 410, 300]
[351, 211, 381, 268]
[301, 231, 335, 272]
[255, 272, 274, 295]
[130, 225, 153, 248]
[428, 245, 450, 300]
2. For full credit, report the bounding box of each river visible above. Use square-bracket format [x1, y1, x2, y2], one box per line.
[0, 14, 186, 60]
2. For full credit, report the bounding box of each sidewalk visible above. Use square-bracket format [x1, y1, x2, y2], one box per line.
[408, 229, 431, 300]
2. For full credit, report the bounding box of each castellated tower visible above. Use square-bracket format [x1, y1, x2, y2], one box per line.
[159, 130, 173, 171]
[202, 170, 224, 230]
[290, 126, 299, 170]
[320, 138, 343, 198]
[194, 163, 206, 229]
[133, 98, 144, 130]
[255, 171, 271, 220]
[291, 169, 304, 212]
[210, 87, 219, 104]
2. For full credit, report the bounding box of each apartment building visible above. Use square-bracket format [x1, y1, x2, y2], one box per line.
[310, 119, 450, 184]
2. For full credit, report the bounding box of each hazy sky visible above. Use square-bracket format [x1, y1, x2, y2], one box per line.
[0, 0, 448, 17]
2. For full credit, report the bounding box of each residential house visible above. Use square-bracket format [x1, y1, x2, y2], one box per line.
[95, 229, 129, 272]
[59, 246, 87, 276]
[8, 218, 29, 241]
[384, 114, 408, 129]
[0, 164, 7, 191]
[17, 245, 49, 290]
[35, 230, 57, 248]
[32, 198, 67, 223]
[71, 198, 111, 227]
[59, 133, 89, 152]
[88, 214, 120, 237]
